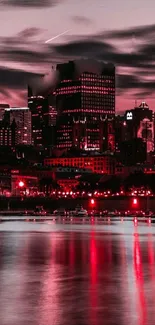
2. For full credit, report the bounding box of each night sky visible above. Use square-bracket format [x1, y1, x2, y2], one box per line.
[0, 0, 155, 111]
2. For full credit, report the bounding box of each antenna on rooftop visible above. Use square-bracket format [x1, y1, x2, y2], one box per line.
[135, 99, 137, 108]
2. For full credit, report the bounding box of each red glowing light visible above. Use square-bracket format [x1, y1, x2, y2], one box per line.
[133, 198, 138, 205]
[91, 199, 95, 206]
[18, 181, 25, 188]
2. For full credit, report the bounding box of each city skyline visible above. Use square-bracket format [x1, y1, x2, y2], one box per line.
[0, 0, 155, 110]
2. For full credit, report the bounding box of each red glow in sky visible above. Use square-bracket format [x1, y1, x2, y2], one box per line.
[0, 0, 155, 110]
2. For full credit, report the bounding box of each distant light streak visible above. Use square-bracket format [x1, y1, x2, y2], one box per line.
[45, 30, 70, 44]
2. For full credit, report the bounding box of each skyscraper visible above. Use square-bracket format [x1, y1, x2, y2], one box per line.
[55, 59, 115, 151]
[28, 93, 48, 147]
[0, 119, 16, 147]
[28, 86, 56, 148]
[0, 104, 10, 121]
[5, 107, 32, 145]
[125, 102, 154, 153]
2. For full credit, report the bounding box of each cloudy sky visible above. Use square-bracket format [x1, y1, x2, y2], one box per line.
[0, 0, 155, 111]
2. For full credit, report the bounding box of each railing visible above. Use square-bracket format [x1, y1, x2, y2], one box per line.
[0, 214, 154, 224]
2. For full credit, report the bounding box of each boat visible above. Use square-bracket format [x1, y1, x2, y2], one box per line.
[53, 208, 66, 216]
[33, 206, 46, 216]
[73, 205, 88, 217]
[107, 210, 120, 216]
[144, 210, 153, 217]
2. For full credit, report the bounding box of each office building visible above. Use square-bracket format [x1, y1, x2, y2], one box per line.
[0, 104, 10, 121]
[28, 86, 56, 147]
[44, 154, 115, 175]
[55, 59, 115, 151]
[124, 102, 154, 153]
[48, 93, 57, 126]
[99, 117, 115, 152]
[5, 107, 32, 145]
[115, 115, 128, 152]
[0, 120, 16, 146]
[28, 93, 48, 147]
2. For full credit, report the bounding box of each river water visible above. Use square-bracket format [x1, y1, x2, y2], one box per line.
[0, 220, 155, 325]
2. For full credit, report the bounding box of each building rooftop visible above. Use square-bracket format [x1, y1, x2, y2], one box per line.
[138, 102, 149, 109]
[5, 107, 30, 111]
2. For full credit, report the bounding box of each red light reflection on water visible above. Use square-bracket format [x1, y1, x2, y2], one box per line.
[89, 231, 98, 325]
[90, 232, 97, 285]
[148, 234, 155, 268]
[134, 234, 147, 325]
[82, 235, 87, 265]
[147, 233, 155, 307]
[69, 232, 75, 268]
[38, 235, 64, 325]
[119, 237, 127, 267]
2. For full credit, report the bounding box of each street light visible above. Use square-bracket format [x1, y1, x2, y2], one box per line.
[132, 197, 138, 209]
[133, 198, 138, 205]
[18, 181, 25, 188]
[90, 198, 95, 206]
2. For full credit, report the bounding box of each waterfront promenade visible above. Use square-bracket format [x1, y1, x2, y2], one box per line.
[0, 196, 154, 211]
[0, 214, 153, 225]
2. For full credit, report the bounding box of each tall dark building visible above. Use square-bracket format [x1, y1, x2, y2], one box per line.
[120, 138, 146, 165]
[0, 104, 10, 121]
[28, 86, 49, 147]
[115, 115, 128, 152]
[124, 102, 154, 153]
[0, 119, 16, 147]
[28, 94, 46, 147]
[28, 86, 56, 148]
[5, 107, 32, 145]
[55, 60, 115, 151]
[99, 117, 115, 152]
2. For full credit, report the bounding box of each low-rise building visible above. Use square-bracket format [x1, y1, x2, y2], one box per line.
[44, 154, 115, 175]
[11, 170, 39, 196]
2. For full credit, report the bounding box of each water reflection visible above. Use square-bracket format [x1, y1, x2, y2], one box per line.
[89, 231, 97, 325]
[0, 226, 155, 324]
[134, 233, 147, 325]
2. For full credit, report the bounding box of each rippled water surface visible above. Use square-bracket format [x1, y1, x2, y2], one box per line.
[0, 220, 155, 325]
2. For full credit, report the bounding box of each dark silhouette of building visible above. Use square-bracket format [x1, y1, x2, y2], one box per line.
[0, 119, 16, 147]
[5, 107, 32, 145]
[28, 92, 48, 147]
[55, 60, 115, 151]
[0, 104, 10, 121]
[99, 117, 115, 152]
[115, 115, 128, 152]
[124, 102, 154, 153]
[28, 86, 57, 148]
[120, 138, 146, 166]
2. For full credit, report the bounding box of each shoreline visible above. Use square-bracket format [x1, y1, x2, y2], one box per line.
[0, 196, 154, 212]
[0, 215, 154, 225]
